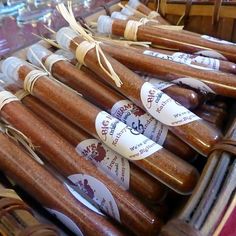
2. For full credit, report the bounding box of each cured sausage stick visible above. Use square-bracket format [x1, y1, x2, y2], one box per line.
[1, 57, 199, 196]
[15, 91, 168, 203]
[0, 88, 162, 235]
[95, 21, 236, 97]
[0, 133, 125, 236]
[55, 28, 222, 157]
[97, 16, 236, 62]
[28, 44, 197, 161]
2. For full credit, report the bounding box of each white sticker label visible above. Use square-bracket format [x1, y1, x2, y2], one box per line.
[201, 35, 236, 46]
[141, 76, 173, 91]
[140, 82, 201, 126]
[95, 111, 162, 161]
[143, 50, 219, 70]
[111, 100, 168, 145]
[194, 50, 228, 61]
[46, 208, 84, 236]
[76, 139, 130, 190]
[68, 174, 120, 222]
[172, 77, 215, 94]
[172, 52, 220, 70]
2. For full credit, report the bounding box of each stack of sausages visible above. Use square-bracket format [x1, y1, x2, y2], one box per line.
[0, 1, 236, 234]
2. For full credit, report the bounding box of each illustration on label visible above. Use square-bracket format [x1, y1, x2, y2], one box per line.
[46, 208, 84, 236]
[68, 174, 120, 222]
[140, 82, 201, 126]
[76, 139, 130, 190]
[172, 77, 215, 94]
[111, 100, 168, 145]
[95, 111, 162, 161]
[64, 183, 104, 215]
[201, 35, 236, 46]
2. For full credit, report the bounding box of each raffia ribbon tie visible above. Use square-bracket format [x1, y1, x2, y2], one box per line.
[148, 11, 160, 19]
[14, 89, 30, 101]
[76, 41, 122, 87]
[24, 70, 48, 94]
[57, 2, 123, 87]
[0, 91, 19, 111]
[76, 41, 96, 66]
[139, 18, 150, 25]
[0, 121, 44, 165]
[45, 54, 68, 72]
[139, 17, 160, 25]
[124, 20, 144, 41]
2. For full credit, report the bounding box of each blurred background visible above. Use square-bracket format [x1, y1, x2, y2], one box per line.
[0, 0, 113, 57]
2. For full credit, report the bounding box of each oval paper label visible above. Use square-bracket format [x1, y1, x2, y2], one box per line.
[68, 174, 120, 222]
[140, 82, 201, 126]
[76, 139, 130, 190]
[64, 183, 103, 215]
[172, 52, 219, 70]
[111, 100, 168, 145]
[172, 77, 215, 94]
[194, 50, 228, 61]
[46, 208, 84, 236]
[143, 50, 219, 70]
[95, 111, 162, 161]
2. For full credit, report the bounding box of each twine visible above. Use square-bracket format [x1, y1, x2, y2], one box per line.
[124, 20, 143, 41]
[32, 33, 62, 50]
[94, 35, 151, 48]
[0, 120, 44, 165]
[153, 25, 184, 31]
[0, 91, 19, 111]
[24, 70, 48, 94]
[14, 89, 30, 101]
[57, 2, 123, 87]
[148, 11, 160, 19]
[139, 17, 160, 25]
[28, 50, 83, 97]
[76, 41, 96, 65]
